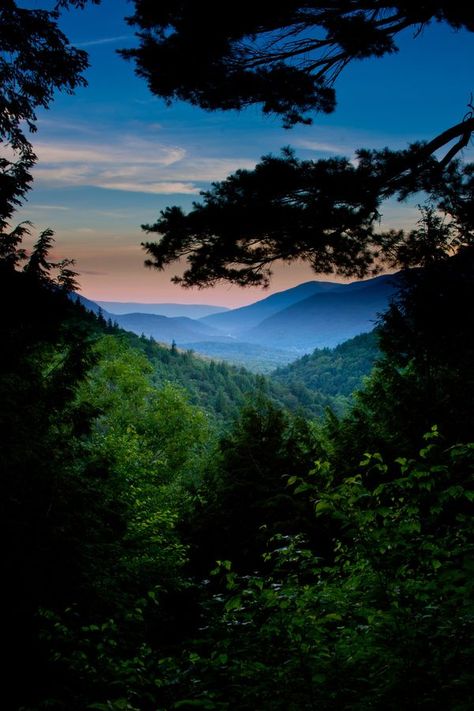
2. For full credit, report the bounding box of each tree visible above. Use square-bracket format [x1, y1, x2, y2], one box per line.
[323, 240, 474, 474]
[176, 435, 474, 710]
[122, 2, 474, 131]
[119, 2, 474, 286]
[0, 1, 92, 228]
[185, 394, 322, 574]
[0, 262, 111, 708]
[141, 150, 474, 287]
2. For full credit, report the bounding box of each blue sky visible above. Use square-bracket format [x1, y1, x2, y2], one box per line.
[16, 1, 474, 305]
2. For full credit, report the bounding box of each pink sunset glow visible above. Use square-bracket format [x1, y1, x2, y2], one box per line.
[76, 248, 324, 307]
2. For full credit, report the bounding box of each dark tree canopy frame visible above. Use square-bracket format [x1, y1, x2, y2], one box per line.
[122, 1, 474, 130]
[1, 1, 473, 286]
[0, 1, 97, 229]
[119, 1, 474, 286]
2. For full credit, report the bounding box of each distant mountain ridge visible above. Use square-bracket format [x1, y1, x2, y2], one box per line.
[201, 280, 343, 335]
[242, 274, 400, 351]
[111, 312, 226, 345]
[96, 301, 229, 319]
[77, 273, 401, 371]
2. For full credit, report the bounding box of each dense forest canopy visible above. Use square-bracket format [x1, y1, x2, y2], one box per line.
[1, 2, 474, 709]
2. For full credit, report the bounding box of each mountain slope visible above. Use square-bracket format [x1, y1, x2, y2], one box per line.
[73, 293, 105, 315]
[271, 331, 380, 412]
[112, 312, 226, 345]
[103, 327, 335, 421]
[243, 274, 400, 351]
[200, 280, 343, 334]
[76, 274, 399, 368]
[97, 301, 229, 318]
[179, 341, 296, 373]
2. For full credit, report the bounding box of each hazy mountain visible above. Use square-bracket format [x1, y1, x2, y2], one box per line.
[96, 301, 229, 318]
[112, 312, 227, 345]
[200, 280, 343, 335]
[76, 274, 400, 367]
[242, 274, 400, 351]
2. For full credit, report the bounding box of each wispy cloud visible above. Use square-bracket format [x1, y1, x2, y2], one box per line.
[74, 35, 133, 48]
[295, 140, 354, 155]
[162, 157, 256, 182]
[32, 134, 256, 195]
[292, 126, 419, 157]
[28, 203, 70, 211]
[35, 141, 185, 167]
[97, 181, 200, 195]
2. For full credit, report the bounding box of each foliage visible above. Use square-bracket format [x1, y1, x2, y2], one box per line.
[123, 2, 474, 129]
[140, 150, 474, 287]
[167, 433, 474, 710]
[5, 223, 474, 711]
[121, 3, 474, 287]
[0, 265, 120, 707]
[0, 227, 203, 709]
[79, 334, 212, 558]
[325, 246, 474, 470]
[0, 1, 90, 227]
[3, 4, 474, 708]
[183, 394, 323, 575]
[113, 328, 332, 421]
[28, 333, 214, 710]
[273, 330, 380, 413]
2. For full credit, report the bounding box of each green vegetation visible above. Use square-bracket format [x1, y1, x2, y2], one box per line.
[273, 330, 380, 413]
[3, 224, 474, 710]
[173, 340, 297, 375]
[102, 328, 335, 420]
[170, 433, 474, 710]
[2, 2, 474, 709]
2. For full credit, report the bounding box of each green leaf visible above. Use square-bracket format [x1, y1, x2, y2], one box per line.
[225, 595, 242, 612]
[315, 500, 333, 514]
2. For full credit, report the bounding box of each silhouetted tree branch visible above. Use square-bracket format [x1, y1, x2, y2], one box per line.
[0, 1, 90, 226]
[122, 2, 474, 127]
[141, 140, 474, 287]
[122, 2, 474, 286]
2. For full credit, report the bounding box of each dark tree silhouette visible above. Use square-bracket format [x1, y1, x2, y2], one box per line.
[0, 1, 91, 227]
[140, 148, 474, 286]
[120, 2, 474, 286]
[122, 2, 474, 130]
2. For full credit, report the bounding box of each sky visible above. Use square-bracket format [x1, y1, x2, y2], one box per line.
[15, 1, 474, 306]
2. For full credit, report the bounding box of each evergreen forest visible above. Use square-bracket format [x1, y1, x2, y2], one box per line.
[2, 2, 474, 709]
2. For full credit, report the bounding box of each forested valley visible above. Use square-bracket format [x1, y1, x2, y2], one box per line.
[2, 2, 474, 709]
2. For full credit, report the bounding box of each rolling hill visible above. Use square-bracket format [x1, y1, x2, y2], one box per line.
[200, 280, 343, 335]
[97, 301, 229, 318]
[111, 312, 227, 345]
[271, 330, 381, 411]
[242, 274, 400, 352]
[77, 273, 402, 370]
